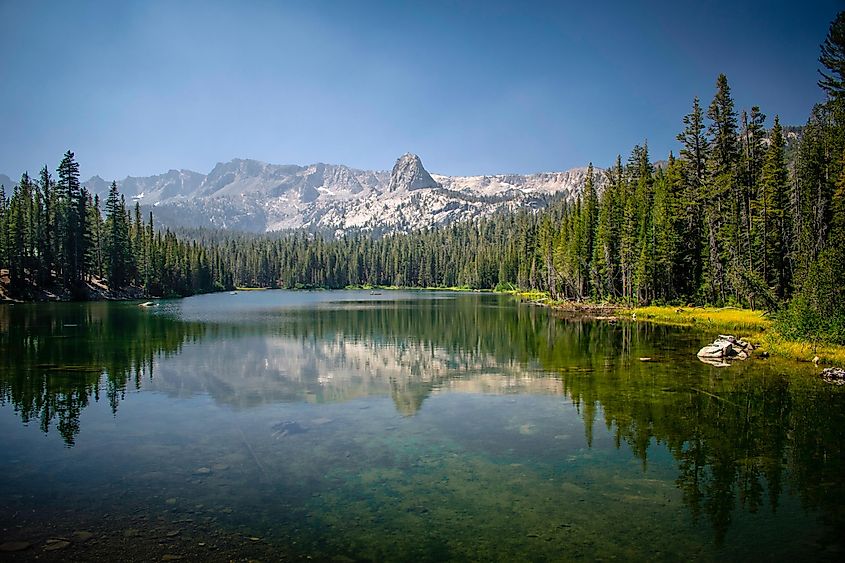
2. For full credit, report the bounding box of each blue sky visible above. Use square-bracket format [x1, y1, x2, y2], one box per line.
[0, 0, 840, 180]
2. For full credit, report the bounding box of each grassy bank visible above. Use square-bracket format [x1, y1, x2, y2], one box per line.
[500, 292, 844, 366]
[632, 305, 845, 366]
[758, 334, 845, 366]
[497, 289, 549, 301]
[497, 289, 616, 309]
[345, 284, 489, 292]
[631, 306, 771, 333]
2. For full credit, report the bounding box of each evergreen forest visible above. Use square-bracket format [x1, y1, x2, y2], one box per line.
[1, 12, 843, 344]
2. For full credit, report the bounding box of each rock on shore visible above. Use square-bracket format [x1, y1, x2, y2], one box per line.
[697, 335, 755, 366]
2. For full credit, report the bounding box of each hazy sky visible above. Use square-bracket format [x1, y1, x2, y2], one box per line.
[0, 0, 840, 181]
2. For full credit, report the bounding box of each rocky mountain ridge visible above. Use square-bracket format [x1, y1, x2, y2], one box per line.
[4, 154, 604, 234]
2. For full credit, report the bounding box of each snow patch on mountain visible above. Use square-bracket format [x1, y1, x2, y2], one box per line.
[75, 154, 603, 234]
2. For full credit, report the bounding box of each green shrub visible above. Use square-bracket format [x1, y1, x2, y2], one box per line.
[776, 295, 845, 345]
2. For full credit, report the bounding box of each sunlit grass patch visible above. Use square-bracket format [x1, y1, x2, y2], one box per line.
[631, 306, 772, 334]
[347, 284, 484, 292]
[496, 288, 551, 301]
[760, 333, 845, 366]
[517, 290, 551, 301]
[631, 305, 845, 366]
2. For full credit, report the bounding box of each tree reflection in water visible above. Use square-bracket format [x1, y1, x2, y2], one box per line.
[0, 294, 842, 543]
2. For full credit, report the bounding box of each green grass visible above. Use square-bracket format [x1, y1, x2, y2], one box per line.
[631, 305, 845, 366]
[495, 288, 558, 301]
[760, 333, 845, 366]
[510, 290, 551, 301]
[422, 285, 484, 292]
[346, 284, 486, 292]
[631, 306, 772, 333]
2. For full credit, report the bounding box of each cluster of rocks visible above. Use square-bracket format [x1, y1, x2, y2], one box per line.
[821, 367, 845, 385]
[697, 335, 755, 367]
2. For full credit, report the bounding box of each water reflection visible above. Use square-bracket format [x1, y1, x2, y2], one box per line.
[1, 292, 843, 549]
[0, 302, 206, 445]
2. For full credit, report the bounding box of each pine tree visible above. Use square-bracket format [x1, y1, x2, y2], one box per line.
[580, 163, 598, 299]
[650, 155, 682, 301]
[105, 182, 131, 288]
[132, 202, 144, 285]
[632, 144, 655, 302]
[537, 215, 557, 298]
[87, 194, 104, 278]
[8, 181, 25, 287]
[676, 97, 709, 300]
[818, 11, 845, 100]
[57, 150, 86, 289]
[705, 74, 739, 303]
[23, 172, 38, 281]
[756, 117, 790, 297]
[0, 183, 7, 271]
[739, 107, 767, 273]
[777, 12, 845, 342]
[18, 173, 37, 285]
[37, 166, 54, 285]
[592, 161, 619, 301]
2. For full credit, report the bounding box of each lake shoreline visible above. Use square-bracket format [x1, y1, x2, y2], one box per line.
[504, 290, 845, 368]
[630, 305, 845, 366]
[4, 280, 843, 367]
[0, 280, 494, 304]
[0, 270, 229, 304]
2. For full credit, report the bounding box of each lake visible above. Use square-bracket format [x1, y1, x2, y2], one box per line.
[0, 290, 843, 561]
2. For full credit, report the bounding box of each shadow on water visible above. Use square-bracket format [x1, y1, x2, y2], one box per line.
[1, 291, 843, 554]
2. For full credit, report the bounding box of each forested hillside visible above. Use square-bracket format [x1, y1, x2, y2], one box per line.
[1, 12, 843, 344]
[0, 151, 233, 299]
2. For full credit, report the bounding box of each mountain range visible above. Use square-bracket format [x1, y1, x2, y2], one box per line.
[3, 154, 604, 235]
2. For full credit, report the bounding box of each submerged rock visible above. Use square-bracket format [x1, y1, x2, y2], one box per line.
[73, 531, 94, 542]
[43, 539, 71, 551]
[271, 420, 308, 438]
[821, 367, 845, 385]
[697, 356, 732, 368]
